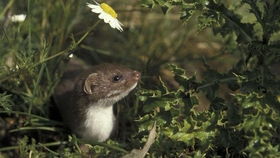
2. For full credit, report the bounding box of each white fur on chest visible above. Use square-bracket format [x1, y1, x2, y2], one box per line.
[79, 83, 138, 142]
[82, 102, 115, 142]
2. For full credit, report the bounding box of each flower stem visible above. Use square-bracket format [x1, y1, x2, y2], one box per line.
[36, 20, 101, 66]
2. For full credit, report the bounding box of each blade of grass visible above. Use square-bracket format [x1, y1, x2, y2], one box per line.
[28, 0, 32, 54]
[38, 143, 60, 156]
[0, 141, 67, 152]
[0, 110, 63, 125]
[27, 63, 47, 114]
[9, 126, 63, 133]
[0, 0, 15, 19]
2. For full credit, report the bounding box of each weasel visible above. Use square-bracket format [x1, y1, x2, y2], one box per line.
[54, 61, 140, 142]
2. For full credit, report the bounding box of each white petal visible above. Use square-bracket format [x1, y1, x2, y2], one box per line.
[103, 16, 110, 23]
[109, 19, 123, 32]
[104, 13, 114, 23]
[91, 7, 103, 14]
[116, 24, 123, 32]
[97, 12, 117, 24]
[116, 23, 124, 32]
[87, 3, 99, 9]
[98, 12, 106, 20]
[109, 20, 116, 28]
[115, 19, 123, 27]
[117, 20, 124, 26]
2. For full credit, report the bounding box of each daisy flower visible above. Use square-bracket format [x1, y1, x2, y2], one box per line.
[87, 1, 123, 32]
[10, 14, 26, 22]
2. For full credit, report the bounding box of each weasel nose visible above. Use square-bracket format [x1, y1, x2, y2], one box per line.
[133, 71, 141, 80]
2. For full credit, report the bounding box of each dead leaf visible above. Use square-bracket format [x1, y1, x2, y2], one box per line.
[121, 122, 156, 158]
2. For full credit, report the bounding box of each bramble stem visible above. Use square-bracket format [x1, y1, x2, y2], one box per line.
[196, 77, 236, 91]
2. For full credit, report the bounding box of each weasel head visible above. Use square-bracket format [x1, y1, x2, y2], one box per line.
[82, 63, 141, 105]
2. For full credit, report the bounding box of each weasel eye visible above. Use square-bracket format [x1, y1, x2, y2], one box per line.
[112, 75, 122, 82]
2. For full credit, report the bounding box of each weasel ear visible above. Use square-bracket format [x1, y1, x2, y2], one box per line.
[83, 73, 98, 94]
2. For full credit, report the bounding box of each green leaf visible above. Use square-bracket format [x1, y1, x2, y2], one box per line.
[141, 0, 155, 8]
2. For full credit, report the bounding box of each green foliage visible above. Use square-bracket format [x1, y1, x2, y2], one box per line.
[137, 65, 214, 157]
[0, 0, 87, 115]
[138, 64, 280, 157]
[137, 0, 280, 157]
[0, 93, 14, 112]
[0, 0, 280, 157]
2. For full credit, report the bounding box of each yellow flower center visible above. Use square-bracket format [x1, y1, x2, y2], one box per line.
[100, 3, 118, 18]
